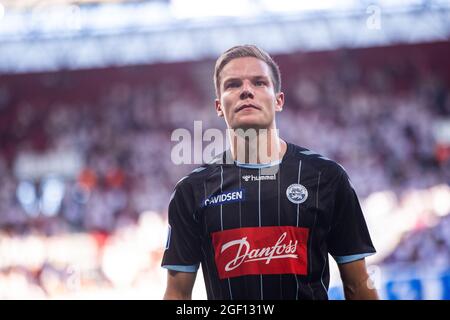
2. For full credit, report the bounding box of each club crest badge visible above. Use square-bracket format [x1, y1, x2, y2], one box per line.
[286, 184, 308, 204]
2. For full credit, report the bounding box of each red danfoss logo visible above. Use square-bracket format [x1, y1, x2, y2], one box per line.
[211, 226, 309, 279]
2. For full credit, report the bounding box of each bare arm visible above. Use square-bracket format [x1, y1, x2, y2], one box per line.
[163, 270, 197, 300]
[338, 258, 379, 300]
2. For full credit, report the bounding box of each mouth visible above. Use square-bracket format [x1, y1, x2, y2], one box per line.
[235, 103, 261, 113]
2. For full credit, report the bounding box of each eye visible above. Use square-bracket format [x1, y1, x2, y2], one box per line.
[225, 82, 240, 89]
[255, 80, 266, 86]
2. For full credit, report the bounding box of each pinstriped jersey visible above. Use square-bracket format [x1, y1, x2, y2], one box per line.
[161, 142, 376, 300]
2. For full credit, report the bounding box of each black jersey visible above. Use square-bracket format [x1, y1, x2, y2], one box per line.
[161, 142, 376, 300]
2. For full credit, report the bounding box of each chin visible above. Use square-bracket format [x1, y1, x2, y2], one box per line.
[232, 121, 271, 131]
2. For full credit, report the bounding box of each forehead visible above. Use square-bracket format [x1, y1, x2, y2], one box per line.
[220, 57, 272, 82]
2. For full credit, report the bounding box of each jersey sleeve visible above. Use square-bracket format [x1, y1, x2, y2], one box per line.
[326, 169, 376, 264]
[161, 178, 202, 272]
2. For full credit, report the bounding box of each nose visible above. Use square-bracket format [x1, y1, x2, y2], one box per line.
[240, 81, 254, 100]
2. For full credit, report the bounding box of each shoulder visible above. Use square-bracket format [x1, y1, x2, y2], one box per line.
[168, 165, 213, 206]
[287, 143, 348, 181]
[174, 165, 213, 187]
[171, 161, 222, 195]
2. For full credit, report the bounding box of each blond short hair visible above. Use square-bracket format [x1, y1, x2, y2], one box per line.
[214, 45, 281, 98]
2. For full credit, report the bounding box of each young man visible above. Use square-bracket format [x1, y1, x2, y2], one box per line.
[161, 45, 378, 300]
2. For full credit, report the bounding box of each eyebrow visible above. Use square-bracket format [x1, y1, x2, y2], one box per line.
[222, 75, 270, 86]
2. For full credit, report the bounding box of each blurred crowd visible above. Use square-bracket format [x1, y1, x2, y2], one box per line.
[0, 211, 167, 299]
[279, 48, 449, 197]
[0, 42, 449, 298]
[382, 212, 450, 268]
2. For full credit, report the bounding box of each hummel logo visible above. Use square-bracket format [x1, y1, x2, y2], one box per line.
[242, 174, 276, 182]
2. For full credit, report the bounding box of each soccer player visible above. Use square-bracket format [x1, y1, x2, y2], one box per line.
[161, 45, 378, 300]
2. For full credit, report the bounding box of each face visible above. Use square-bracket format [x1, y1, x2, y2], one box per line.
[215, 57, 284, 130]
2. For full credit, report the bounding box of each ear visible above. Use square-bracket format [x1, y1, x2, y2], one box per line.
[275, 92, 284, 112]
[215, 99, 224, 117]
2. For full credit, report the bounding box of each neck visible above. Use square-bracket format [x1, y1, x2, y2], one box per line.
[227, 127, 286, 164]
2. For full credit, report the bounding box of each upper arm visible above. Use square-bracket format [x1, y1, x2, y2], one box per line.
[337, 258, 379, 300]
[327, 169, 376, 260]
[163, 270, 198, 300]
[161, 178, 202, 277]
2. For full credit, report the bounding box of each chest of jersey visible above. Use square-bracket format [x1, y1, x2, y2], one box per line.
[198, 164, 330, 233]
